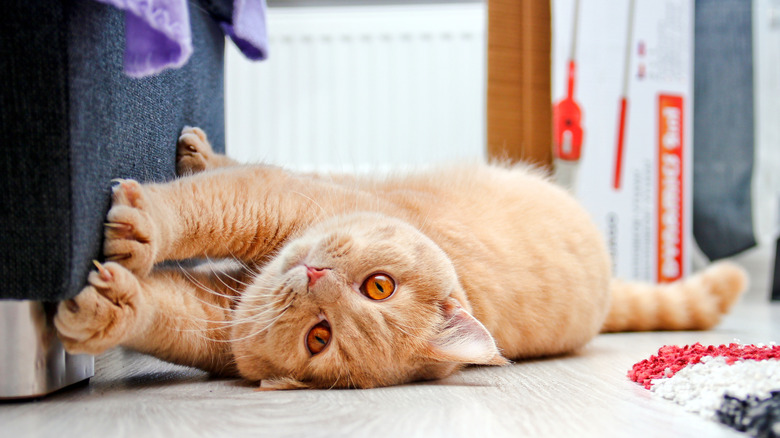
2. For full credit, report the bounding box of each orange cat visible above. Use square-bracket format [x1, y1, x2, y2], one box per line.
[55, 127, 747, 389]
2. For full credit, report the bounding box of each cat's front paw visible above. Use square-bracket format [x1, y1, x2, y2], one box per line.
[104, 179, 158, 276]
[55, 262, 145, 355]
[176, 126, 215, 176]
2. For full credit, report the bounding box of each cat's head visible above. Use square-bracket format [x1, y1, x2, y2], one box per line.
[230, 213, 507, 389]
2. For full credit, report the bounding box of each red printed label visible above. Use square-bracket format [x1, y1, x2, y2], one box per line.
[657, 95, 684, 283]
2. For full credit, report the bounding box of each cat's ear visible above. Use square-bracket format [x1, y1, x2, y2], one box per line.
[256, 377, 310, 391]
[426, 299, 509, 366]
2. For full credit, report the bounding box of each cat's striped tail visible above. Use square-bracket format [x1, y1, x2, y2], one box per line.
[601, 262, 748, 332]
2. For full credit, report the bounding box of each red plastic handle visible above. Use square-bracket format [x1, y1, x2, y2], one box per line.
[553, 61, 583, 161]
[613, 97, 628, 190]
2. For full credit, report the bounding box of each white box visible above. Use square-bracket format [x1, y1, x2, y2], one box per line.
[552, 0, 693, 283]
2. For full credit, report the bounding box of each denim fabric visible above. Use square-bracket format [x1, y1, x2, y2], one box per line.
[0, 0, 226, 301]
[693, 0, 757, 260]
[773, 238, 780, 301]
[0, 1, 72, 301]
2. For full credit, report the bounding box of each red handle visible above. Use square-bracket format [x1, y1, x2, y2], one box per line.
[553, 60, 584, 161]
[613, 97, 628, 190]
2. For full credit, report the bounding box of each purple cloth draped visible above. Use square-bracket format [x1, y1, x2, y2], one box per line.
[220, 0, 268, 61]
[94, 0, 268, 78]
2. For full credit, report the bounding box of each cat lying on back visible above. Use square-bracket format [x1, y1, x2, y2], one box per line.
[55, 127, 748, 390]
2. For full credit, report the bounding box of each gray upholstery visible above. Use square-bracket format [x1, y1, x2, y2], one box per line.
[0, 0, 226, 301]
[693, 0, 757, 260]
[774, 239, 780, 301]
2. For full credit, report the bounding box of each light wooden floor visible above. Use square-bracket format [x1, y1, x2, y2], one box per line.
[3, 295, 778, 437]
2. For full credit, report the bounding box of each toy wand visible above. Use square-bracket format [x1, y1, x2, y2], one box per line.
[613, 0, 636, 190]
[553, 0, 584, 190]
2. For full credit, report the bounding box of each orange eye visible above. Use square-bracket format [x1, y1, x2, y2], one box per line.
[306, 321, 331, 355]
[360, 273, 396, 300]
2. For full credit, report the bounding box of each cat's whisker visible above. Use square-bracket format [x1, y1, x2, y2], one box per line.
[229, 304, 289, 327]
[214, 267, 255, 289]
[227, 296, 290, 323]
[241, 283, 290, 304]
[177, 316, 234, 327]
[185, 287, 237, 313]
[383, 317, 424, 333]
[382, 316, 429, 343]
[183, 291, 273, 332]
[183, 266, 284, 319]
[258, 304, 292, 332]
[417, 204, 434, 234]
[222, 353, 240, 373]
[290, 190, 327, 217]
[178, 309, 278, 330]
[184, 289, 235, 314]
[217, 243, 265, 280]
[386, 322, 422, 342]
[201, 255, 252, 294]
[240, 292, 287, 307]
[223, 304, 293, 344]
[166, 307, 257, 336]
[327, 369, 343, 390]
[240, 270, 286, 292]
[344, 365, 356, 390]
[178, 327, 229, 343]
[210, 350, 231, 376]
[178, 306, 288, 343]
[175, 261, 241, 305]
[244, 282, 286, 293]
[196, 332, 257, 344]
[177, 326, 229, 336]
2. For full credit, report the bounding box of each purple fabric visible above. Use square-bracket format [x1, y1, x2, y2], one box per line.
[94, 0, 267, 78]
[94, 0, 193, 77]
[220, 0, 268, 61]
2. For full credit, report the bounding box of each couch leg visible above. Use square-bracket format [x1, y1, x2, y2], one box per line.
[0, 300, 94, 399]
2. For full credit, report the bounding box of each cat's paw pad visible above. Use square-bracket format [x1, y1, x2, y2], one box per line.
[55, 262, 144, 355]
[177, 126, 215, 176]
[104, 179, 158, 276]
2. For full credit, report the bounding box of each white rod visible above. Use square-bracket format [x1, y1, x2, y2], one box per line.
[621, 0, 636, 97]
[569, 0, 581, 62]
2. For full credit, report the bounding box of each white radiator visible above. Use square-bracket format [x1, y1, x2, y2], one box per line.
[225, 2, 487, 173]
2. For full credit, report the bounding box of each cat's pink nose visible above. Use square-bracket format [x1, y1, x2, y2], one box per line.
[306, 266, 327, 287]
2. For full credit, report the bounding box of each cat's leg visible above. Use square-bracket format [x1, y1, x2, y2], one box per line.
[55, 261, 247, 375]
[104, 165, 354, 276]
[176, 126, 238, 175]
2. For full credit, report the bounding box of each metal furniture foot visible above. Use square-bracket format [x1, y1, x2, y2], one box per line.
[0, 301, 94, 399]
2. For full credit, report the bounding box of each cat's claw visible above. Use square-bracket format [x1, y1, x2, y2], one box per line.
[177, 126, 215, 176]
[55, 262, 144, 355]
[111, 179, 144, 207]
[92, 259, 113, 281]
[104, 222, 134, 240]
[104, 179, 158, 276]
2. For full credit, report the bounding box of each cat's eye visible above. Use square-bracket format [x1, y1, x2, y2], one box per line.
[306, 321, 331, 355]
[360, 273, 396, 300]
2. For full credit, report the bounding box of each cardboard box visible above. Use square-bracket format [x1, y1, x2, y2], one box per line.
[552, 0, 693, 283]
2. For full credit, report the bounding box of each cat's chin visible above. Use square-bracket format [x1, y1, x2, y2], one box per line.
[256, 377, 311, 391]
[254, 364, 462, 390]
[413, 362, 464, 382]
[232, 355, 273, 384]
